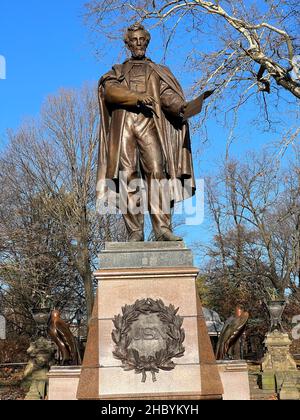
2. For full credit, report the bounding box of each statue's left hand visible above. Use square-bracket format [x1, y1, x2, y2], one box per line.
[182, 89, 216, 121]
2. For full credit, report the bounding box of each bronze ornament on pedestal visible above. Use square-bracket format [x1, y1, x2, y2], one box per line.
[112, 298, 185, 383]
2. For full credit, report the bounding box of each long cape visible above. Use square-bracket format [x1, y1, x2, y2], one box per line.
[96, 59, 196, 204]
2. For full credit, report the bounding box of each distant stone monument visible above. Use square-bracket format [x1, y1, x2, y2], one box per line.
[23, 337, 56, 400]
[259, 300, 300, 399]
[261, 331, 300, 400]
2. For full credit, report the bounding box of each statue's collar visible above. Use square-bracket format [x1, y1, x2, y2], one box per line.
[121, 58, 154, 86]
[123, 57, 152, 64]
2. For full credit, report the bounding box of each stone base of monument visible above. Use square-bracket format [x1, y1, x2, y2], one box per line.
[279, 374, 300, 400]
[260, 330, 300, 400]
[75, 242, 223, 400]
[48, 362, 251, 400]
[48, 367, 81, 401]
[217, 361, 250, 400]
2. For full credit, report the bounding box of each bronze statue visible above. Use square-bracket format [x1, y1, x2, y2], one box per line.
[48, 310, 81, 366]
[216, 306, 249, 360]
[96, 23, 213, 242]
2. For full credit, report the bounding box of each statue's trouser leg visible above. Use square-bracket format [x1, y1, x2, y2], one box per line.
[118, 167, 145, 238]
[143, 173, 171, 239]
[119, 113, 145, 238]
[135, 113, 172, 238]
[119, 112, 172, 239]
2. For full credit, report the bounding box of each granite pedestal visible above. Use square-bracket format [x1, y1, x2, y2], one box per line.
[76, 242, 223, 400]
[48, 367, 81, 401]
[261, 331, 300, 400]
[217, 361, 250, 400]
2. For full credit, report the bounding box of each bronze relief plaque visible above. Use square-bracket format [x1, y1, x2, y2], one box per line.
[112, 298, 185, 383]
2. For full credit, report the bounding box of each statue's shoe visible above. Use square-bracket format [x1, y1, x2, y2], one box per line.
[128, 232, 144, 242]
[156, 231, 183, 242]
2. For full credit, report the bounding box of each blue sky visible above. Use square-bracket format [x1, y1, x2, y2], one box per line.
[0, 0, 100, 138]
[0, 1, 297, 259]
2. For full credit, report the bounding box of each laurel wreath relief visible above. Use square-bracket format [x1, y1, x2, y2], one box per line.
[112, 298, 186, 383]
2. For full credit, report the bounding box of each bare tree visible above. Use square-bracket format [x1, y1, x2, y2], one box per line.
[203, 150, 300, 302]
[0, 84, 127, 329]
[195, 150, 300, 356]
[85, 1, 300, 96]
[84, 1, 300, 156]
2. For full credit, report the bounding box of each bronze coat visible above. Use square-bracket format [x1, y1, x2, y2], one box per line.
[96, 59, 196, 203]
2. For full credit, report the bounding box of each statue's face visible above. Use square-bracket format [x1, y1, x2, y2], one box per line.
[127, 30, 148, 59]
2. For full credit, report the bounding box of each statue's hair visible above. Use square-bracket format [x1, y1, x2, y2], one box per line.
[124, 23, 151, 46]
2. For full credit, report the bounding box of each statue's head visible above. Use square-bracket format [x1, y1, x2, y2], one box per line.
[124, 23, 151, 59]
[235, 305, 247, 318]
[235, 305, 243, 317]
[51, 309, 60, 320]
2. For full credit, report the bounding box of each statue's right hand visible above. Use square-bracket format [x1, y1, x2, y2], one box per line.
[137, 93, 157, 107]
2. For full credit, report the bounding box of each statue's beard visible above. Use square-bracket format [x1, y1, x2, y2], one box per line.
[130, 47, 147, 59]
